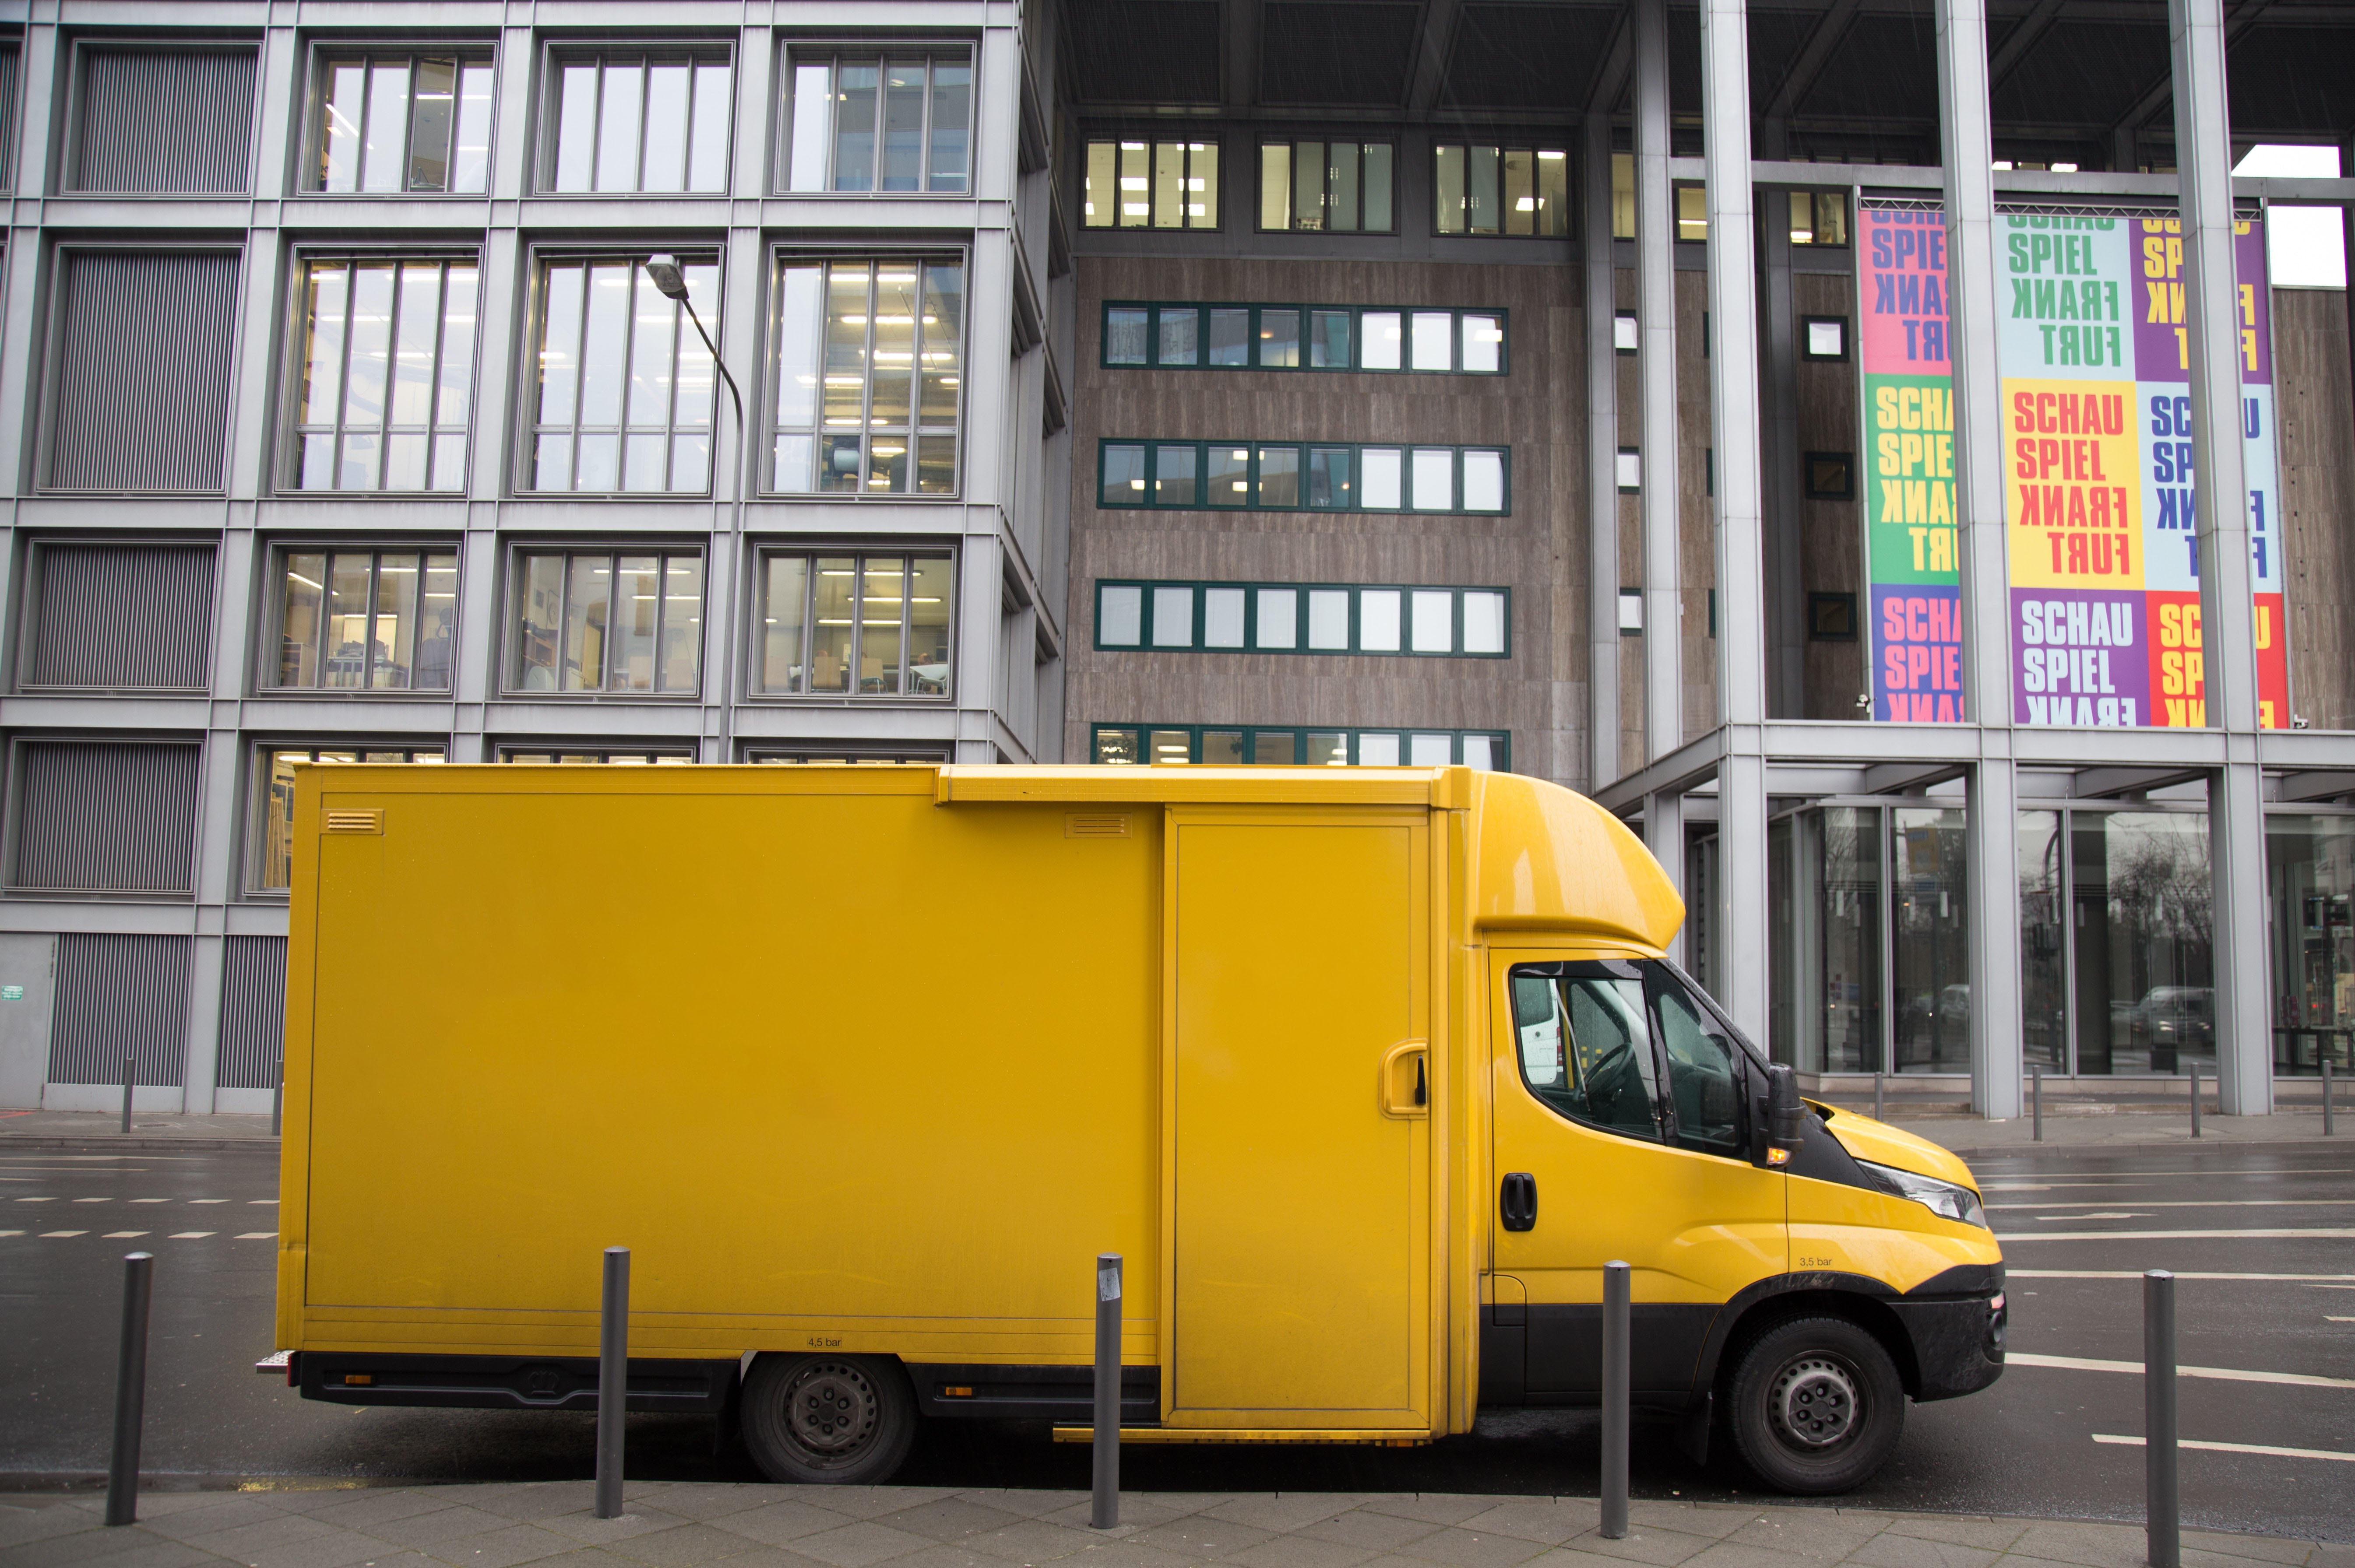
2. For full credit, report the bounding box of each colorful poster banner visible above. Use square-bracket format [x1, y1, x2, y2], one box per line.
[1855, 201, 2288, 729]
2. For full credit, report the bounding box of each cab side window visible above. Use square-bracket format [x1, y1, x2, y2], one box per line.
[1509, 967, 1662, 1141]
[1651, 978, 1742, 1153]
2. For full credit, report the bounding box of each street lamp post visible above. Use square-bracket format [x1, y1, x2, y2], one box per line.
[642, 254, 744, 436]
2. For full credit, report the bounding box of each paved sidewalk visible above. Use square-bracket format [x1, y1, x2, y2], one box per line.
[0, 1111, 277, 1151]
[4, 1482, 2349, 1568]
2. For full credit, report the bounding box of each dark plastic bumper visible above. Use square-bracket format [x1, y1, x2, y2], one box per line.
[1888, 1288, 2007, 1401]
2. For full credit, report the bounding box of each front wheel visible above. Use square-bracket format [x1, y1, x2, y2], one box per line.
[1725, 1316, 1905, 1494]
[740, 1353, 917, 1485]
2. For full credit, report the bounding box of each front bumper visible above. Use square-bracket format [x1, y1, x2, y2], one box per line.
[1888, 1279, 2007, 1402]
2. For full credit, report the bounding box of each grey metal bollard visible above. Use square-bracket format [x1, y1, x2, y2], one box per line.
[595, 1247, 630, 1520]
[1091, 1254, 1121, 1529]
[2324, 1059, 2335, 1136]
[271, 1063, 283, 1139]
[120, 1053, 134, 1135]
[1600, 1260, 1630, 1540]
[2145, 1270, 2179, 1568]
[105, 1253, 154, 1526]
[2188, 1062, 2201, 1139]
[1873, 1070, 1885, 1121]
[2032, 1065, 2044, 1142]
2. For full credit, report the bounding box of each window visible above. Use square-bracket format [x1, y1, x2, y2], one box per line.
[1808, 592, 1859, 642]
[528, 254, 718, 493]
[543, 48, 731, 193]
[783, 51, 970, 193]
[1653, 978, 1742, 1153]
[48, 250, 241, 492]
[747, 745, 950, 764]
[770, 257, 964, 494]
[1616, 448, 1640, 492]
[291, 257, 478, 492]
[1258, 140, 1394, 232]
[1433, 144, 1569, 236]
[312, 49, 493, 193]
[21, 543, 215, 692]
[756, 551, 951, 696]
[1614, 312, 1639, 354]
[255, 748, 444, 892]
[271, 549, 459, 691]
[1510, 960, 1753, 1153]
[1802, 315, 1849, 361]
[1097, 442, 1507, 514]
[1788, 190, 1850, 246]
[1097, 582, 1507, 657]
[1676, 183, 1708, 241]
[1081, 139, 1219, 229]
[501, 748, 692, 763]
[70, 45, 255, 193]
[1102, 302, 1504, 375]
[1804, 452, 1854, 500]
[1092, 725, 1507, 770]
[510, 548, 704, 694]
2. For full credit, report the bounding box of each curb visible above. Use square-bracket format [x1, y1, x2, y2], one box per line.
[0, 1135, 280, 1153]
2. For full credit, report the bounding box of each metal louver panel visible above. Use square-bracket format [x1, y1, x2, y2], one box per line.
[0, 49, 21, 188]
[47, 933, 189, 1087]
[11, 741, 200, 893]
[27, 544, 216, 690]
[72, 48, 256, 193]
[51, 251, 241, 491]
[217, 935, 286, 1090]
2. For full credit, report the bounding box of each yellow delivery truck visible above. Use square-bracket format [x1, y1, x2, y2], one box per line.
[270, 763, 2003, 1495]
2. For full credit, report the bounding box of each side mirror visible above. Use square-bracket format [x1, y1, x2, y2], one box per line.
[1764, 1064, 1806, 1167]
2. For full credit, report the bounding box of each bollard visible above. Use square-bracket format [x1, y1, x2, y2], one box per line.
[2324, 1059, 2335, 1136]
[1873, 1070, 1885, 1121]
[595, 1247, 630, 1520]
[2145, 1270, 2179, 1568]
[120, 1052, 134, 1135]
[1600, 1259, 1630, 1540]
[1091, 1254, 1121, 1529]
[271, 1062, 283, 1139]
[2188, 1062, 2201, 1139]
[2032, 1065, 2044, 1142]
[104, 1253, 153, 1526]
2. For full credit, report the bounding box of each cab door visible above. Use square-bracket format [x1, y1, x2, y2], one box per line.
[1487, 951, 1785, 1399]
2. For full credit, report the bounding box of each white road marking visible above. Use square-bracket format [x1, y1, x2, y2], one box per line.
[2009, 1351, 2355, 1389]
[1990, 1199, 2355, 1209]
[102, 1232, 148, 1239]
[1999, 1228, 2355, 1241]
[189, 1199, 228, 1205]
[168, 1231, 214, 1239]
[2035, 1212, 2146, 1220]
[2010, 1269, 2355, 1283]
[250, 1199, 277, 1205]
[71, 1197, 111, 1203]
[2094, 1434, 2355, 1463]
[130, 1198, 168, 1204]
[0, 1230, 21, 1237]
[2329, 1317, 2355, 1323]
[15, 1196, 55, 1202]
[39, 1230, 88, 1238]
[236, 1231, 277, 1240]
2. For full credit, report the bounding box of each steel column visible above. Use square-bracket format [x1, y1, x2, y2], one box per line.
[1700, 0, 1771, 1041]
[1589, 115, 1623, 794]
[1634, 0, 1682, 764]
[1647, 787, 1686, 967]
[2170, 0, 2271, 1114]
[1937, 0, 2026, 1120]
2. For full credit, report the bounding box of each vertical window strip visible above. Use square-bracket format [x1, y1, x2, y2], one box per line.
[316, 51, 494, 193]
[546, 49, 731, 193]
[770, 256, 963, 495]
[1256, 140, 1395, 232]
[529, 255, 718, 493]
[753, 550, 952, 696]
[510, 548, 704, 694]
[1088, 724, 1509, 770]
[1095, 581, 1509, 657]
[1100, 302, 1505, 374]
[1080, 139, 1220, 229]
[1096, 441, 1508, 515]
[1432, 144, 1571, 237]
[782, 51, 972, 194]
[293, 257, 478, 492]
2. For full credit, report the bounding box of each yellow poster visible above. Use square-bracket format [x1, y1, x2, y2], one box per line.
[2003, 378, 2144, 590]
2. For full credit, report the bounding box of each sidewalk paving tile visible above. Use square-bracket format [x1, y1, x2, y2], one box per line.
[242, 1524, 405, 1568]
[463, 1489, 603, 1525]
[1117, 1497, 1236, 1524]
[938, 1492, 1084, 1524]
[602, 1522, 774, 1567]
[1873, 1518, 2027, 1553]
[624, 1489, 773, 1527]
[1999, 1521, 2151, 1568]
[1623, 1507, 1760, 1542]
[692, 1547, 834, 1568]
[407, 1522, 577, 1568]
[1199, 1495, 1364, 1534]
[137, 1497, 313, 1543]
[1294, 1509, 1449, 1553]
[2180, 1534, 2320, 1567]
[1388, 1523, 1557, 1567]
[956, 1516, 1104, 1562]
[1544, 1524, 1718, 1567]
[1725, 1512, 1894, 1561]
[0, 1504, 114, 1550]
[3, 1527, 212, 1568]
[704, 1502, 849, 1550]
[539, 1510, 694, 1547]
[305, 1493, 466, 1533]
[1453, 1502, 1603, 1548]
[181, 1511, 343, 1559]
[1356, 1498, 1511, 1530]
[1119, 1520, 1275, 1560]
[1034, 1498, 1186, 1534]
[781, 1520, 935, 1568]
[365, 1508, 524, 1551]
[1841, 1528, 2005, 1568]
[797, 1494, 957, 1526]
[1222, 1533, 1380, 1568]
[867, 1499, 1031, 1544]
[1053, 1538, 1209, 1568]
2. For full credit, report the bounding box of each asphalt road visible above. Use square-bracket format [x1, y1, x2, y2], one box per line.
[3, 1139, 2350, 1541]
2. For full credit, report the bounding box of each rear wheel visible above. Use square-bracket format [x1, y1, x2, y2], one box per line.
[1725, 1315, 1905, 1494]
[740, 1354, 916, 1485]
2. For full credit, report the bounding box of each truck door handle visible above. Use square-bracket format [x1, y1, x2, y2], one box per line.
[1378, 1041, 1430, 1118]
[1500, 1172, 1537, 1232]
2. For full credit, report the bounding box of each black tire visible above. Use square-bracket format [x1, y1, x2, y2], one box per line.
[740, 1353, 917, 1485]
[1725, 1315, 1905, 1494]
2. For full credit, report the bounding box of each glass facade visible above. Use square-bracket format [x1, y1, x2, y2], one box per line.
[256, 747, 444, 891]
[544, 49, 732, 193]
[313, 51, 494, 193]
[528, 255, 719, 493]
[274, 548, 459, 690]
[783, 53, 972, 193]
[1081, 139, 1219, 229]
[292, 257, 478, 492]
[1258, 140, 1394, 232]
[757, 552, 952, 696]
[769, 258, 964, 495]
[510, 549, 704, 694]
[2267, 816, 2355, 1074]
[1433, 144, 1569, 236]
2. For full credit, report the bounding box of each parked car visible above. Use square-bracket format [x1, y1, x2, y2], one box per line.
[2131, 986, 2214, 1070]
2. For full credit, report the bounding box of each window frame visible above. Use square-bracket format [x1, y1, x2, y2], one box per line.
[60, 38, 261, 197]
[748, 545, 957, 701]
[533, 39, 737, 196]
[1095, 440, 1510, 516]
[1803, 450, 1855, 501]
[763, 246, 971, 499]
[296, 38, 499, 197]
[1099, 301, 1508, 376]
[502, 541, 709, 698]
[1430, 140, 1574, 238]
[1080, 136, 1222, 230]
[1506, 958, 1762, 1156]
[516, 245, 726, 497]
[1094, 580, 1510, 659]
[1799, 314, 1851, 362]
[257, 541, 463, 696]
[497, 745, 696, 763]
[278, 246, 485, 496]
[1255, 137, 1398, 234]
[244, 741, 447, 897]
[743, 744, 953, 764]
[1090, 724, 1510, 770]
[774, 43, 977, 197]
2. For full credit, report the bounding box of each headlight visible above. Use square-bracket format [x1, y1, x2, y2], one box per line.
[1859, 1159, 1988, 1228]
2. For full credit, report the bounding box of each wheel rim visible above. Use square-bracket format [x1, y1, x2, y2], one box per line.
[1768, 1353, 1861, 1452]
[776, 1360, 883, 1469]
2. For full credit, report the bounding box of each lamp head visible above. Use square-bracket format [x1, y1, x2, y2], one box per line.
[642, 254, 689, 301]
